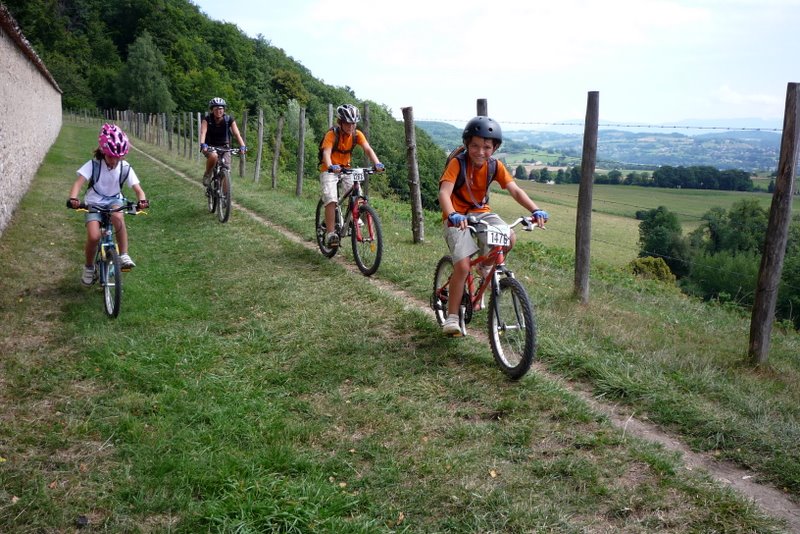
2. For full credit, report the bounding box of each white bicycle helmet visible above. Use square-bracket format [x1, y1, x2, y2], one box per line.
[336, 104, 360, 124]
[208, 97, 227, 109]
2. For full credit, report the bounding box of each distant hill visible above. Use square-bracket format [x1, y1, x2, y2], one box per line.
[417, 121, 782, 172]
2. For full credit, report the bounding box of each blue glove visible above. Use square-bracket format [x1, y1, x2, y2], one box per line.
[328, 165, 342, 173]
[200, 143, 208, 151]
[532, 209, 549, 222]
[375, 163, 385, 172]
[448, 212, 467, 226]
[239, 145, 247, 154]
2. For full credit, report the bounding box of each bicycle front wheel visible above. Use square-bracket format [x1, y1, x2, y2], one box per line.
[217, 169, 232, 223]
[102, 248, 123, 318]
[314, 200, 338, 258]
[351, 204, 383, 276]
[206, 179, 217, 214]
[488, 277, 536, 379]
[431, 256, 454, 326]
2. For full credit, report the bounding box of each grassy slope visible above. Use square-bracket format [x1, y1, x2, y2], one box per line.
[0, 120, 797, 532]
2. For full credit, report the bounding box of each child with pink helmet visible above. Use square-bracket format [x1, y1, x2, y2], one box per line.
[67, 123, 149, 286]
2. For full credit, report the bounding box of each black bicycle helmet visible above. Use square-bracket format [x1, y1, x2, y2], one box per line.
[462, 116, 502, 148]
[336, 104, 360, 124]
[208, 97, 226, 109]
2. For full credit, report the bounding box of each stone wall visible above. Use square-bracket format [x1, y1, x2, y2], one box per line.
[0, 5, 62, 236]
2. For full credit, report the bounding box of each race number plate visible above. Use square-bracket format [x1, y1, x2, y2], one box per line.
[351, 170, 365, 182]
[487, 230, 510, 247]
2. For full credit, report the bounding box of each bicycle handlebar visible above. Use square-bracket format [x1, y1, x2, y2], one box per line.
[69, 200, 146, 216]
[207, 146, 242, 155]
[328, 166, 380, 175]
[467, 215, 545, 233]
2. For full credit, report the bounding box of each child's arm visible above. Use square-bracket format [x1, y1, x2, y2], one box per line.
[67, 174, 86, 207]
[506, 182, 540, 213]
[506, 182, 547, 227]
[359, 137, 383, 170]
[131, 183, 147, 203]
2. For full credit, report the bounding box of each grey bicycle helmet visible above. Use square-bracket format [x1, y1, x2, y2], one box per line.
[208, 97, 227, 109]
[462, 116, 503, 148]
[336, 104, 360, 124]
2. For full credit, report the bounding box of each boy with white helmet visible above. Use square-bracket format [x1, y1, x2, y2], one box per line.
[318, 103, 384, 248]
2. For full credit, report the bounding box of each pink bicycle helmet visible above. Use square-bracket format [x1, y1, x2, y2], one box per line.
[98, 123, 130, 157]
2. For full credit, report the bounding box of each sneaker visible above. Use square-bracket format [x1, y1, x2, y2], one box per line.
[81, 265, 96, 286]
[325, 232, 340, 248]
[202, 171, 212, 186]
[119, 253, 136, 270]
[442, 314, 462, 336]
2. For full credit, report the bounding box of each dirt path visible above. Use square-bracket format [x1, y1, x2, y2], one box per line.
[140, 148, 800, 532]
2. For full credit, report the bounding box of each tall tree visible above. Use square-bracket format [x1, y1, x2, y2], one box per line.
[118, 31, 175, 113]
[638, 206, 690, 277]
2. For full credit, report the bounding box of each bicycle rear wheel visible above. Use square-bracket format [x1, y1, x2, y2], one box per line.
[431, 256, 454, 326]
[351, 204, 383, 276]
[217, 168, 232, 223]
[101, 248, 123, 318]
[488, 276, 536, 379]
[314, 200, 338, 258]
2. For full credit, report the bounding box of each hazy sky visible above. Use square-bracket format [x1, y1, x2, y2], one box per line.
[191, 0, 798, 131]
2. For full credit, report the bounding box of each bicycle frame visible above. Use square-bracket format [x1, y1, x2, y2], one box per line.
[205, 147, 240, 223]
[314, 166, 384, 276]
[74, 201, 143, 318]
[431, 214, 541, 379]
[336, 170, 373, 243]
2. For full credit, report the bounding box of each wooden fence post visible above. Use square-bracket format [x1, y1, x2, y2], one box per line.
[749, 82, 800, 365]
[254, 108, 264, 183]
[272, 113, 284, 189]
[166, 113, 173, 152]
[574, 91, 599, 304]
[296, 107, 305, 197]
[402, 106, 424, 243]
[240, 109, 247, 178]
[195, 112, 201, 161]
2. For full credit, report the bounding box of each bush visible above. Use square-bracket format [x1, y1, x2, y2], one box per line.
[627, 256, 676, 284]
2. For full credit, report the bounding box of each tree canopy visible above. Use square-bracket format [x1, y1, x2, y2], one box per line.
[4, 0, 447, 208]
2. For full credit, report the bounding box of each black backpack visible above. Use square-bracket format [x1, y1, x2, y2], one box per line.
[444, 146, 498, 209]
[89, 159, 131, 194]
[317, 126, 360, 167]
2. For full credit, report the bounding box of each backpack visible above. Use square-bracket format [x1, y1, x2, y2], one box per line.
[317, 126, 360, 167]
[89, 159, 131, 194]
[445, 145, 498, 209]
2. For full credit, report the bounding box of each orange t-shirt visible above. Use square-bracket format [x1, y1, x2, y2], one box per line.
[318, 128, 367, 171]
[439, 157, 513, 220]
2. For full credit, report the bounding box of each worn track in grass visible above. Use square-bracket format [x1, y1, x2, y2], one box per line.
[137, 146, 800, 532]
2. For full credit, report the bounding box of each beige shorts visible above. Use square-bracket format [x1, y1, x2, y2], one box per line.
[320, 171, 354, 205]
[442, 212, 508, 262]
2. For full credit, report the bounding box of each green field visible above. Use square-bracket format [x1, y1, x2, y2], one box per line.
[488, 182, 796, 267]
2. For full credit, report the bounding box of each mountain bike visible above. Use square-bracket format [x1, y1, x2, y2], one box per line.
[205, 147, 240, 223]
[431, 215, 541, 379]
[72, 200, 146, 318]
[315, 167, 384, 276]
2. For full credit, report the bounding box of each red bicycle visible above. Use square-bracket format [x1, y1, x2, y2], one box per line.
[431, 215, 541, 379]
[314, 167, 383, 276]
